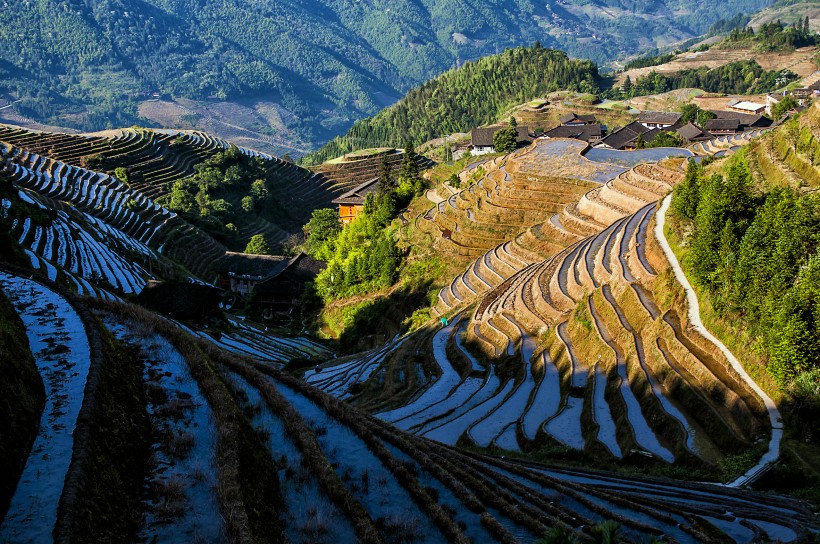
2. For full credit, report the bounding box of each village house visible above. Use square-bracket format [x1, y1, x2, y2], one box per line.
[214, 252, 291, 295]
[705, 118, 741, 135]
[599, 121, 657, 150]
[253, 253, 326, 318]
[542, 123, 605, 143]
[469, 125, 531, 155]
[331, 177, 380, 224]
[637, 111, 682, 130]
[727, 100, 766, 115]
[767, 88, 815, 116]
[559, 112, 597, 126]
[708, 110, 772, 131]
[676, 122, 713, 144]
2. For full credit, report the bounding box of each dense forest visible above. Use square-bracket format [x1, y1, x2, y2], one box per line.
[301, 46, 599, 165]
[671, 156, 819, 403]
[0, 0, 775, 146]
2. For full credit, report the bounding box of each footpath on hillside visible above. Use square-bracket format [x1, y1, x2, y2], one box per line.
[654, 194, 783, 488]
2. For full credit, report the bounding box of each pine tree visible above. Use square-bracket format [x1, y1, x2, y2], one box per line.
[378, 154, 395, 194]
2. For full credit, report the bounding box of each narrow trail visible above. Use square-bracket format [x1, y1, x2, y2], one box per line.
[654, 195, 783, 487]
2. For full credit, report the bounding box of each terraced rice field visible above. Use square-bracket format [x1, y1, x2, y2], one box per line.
[1, 268, 816, 543]
[434, 146, 685, 316]
[0, 273, 92, 543]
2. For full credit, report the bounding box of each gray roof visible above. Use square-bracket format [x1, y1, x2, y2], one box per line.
[214, 252, 288, 277]
[560, 113, 597, 125]
[677, 122, 711, 142]
[331, 177, 381, 205]
[705, 118, 740, 131]
[543, 124, 603, 142]
[709, 110, 771, 128]
[600, 121, 651, 149]
[637, 111, 682, 125]
[471, 126, 531, 147]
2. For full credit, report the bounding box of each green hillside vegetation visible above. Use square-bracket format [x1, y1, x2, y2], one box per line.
[623, 52, 677, 71]
[162, 145, 301, 250]
[671, 150, 819, 440]
[306, 151, 426, 304]
[624, 60, 796, 97]
[302, 45, 599, 165]
[719, 18, 817, 50]
[0, 0, 773, 142]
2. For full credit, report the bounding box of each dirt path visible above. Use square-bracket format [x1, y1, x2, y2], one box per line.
[654, 195, 783, 487]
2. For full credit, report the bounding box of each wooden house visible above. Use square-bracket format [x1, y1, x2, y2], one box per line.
[559, 112, 597, 126]
[214, 252, 289, 295]
[542, 123, 605, 143]
[253, 253, 326, 318]
[331, 177, 380, 224]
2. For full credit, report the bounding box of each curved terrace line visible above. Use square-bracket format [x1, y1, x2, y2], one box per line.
[654, 194, 783, 488]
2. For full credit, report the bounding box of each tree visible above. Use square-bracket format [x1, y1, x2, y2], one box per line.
[697, 109, 717, 127]
[621, 75, 633, 98]
[114, 166, 129, 183]
[304, 208, 342, 259]
[244, 234, 271, 255]
[400, 145, 420, 183]
[509, 116, 517, 128]
[538, 527, 579, 544]
[679, 103, 701, 124]
[591, 521, 622, 544]
[772, 95, 798, 119]
[378, 154, 395, 194]
[635, 133, 645, 149]
[448, 173, 461, 189]
[493, 126, 518, 153]
[241, 195, 254, 212]
[646, 130, 683, 148]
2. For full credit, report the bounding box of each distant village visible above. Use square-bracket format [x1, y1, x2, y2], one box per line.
[464, 82, 819, 155]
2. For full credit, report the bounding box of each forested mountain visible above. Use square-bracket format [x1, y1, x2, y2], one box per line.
[0, 0, 774, 150]
[301, 45, 599, 165]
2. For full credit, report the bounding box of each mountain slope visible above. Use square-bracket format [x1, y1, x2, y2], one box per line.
[0, 0, 775, 151]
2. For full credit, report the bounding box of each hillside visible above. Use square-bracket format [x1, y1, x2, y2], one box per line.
[301, 46, 601, 165]
[1, 268, 815, 542]
[2, 102, 820, 544]
[0, 0, 776, 152]
[301, 97, 820, 501]
[0, 124, 347, 255]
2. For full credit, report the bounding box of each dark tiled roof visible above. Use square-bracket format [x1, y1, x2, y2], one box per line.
[214, 252, 288, 277]
[471, 126, 531, 147]
[637, 111, 683, 125]
[709, 110, 771, 128]
[543, 124, 603, 142]
[331, 177, 381, 206]
[677, 122, 711, 142]
[559, 113, 597, 125]
[255, 253, 326, 294]
[137, 281, 222, 320]
[705, 118, 741, 131]
[600, 121, 651, 150]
